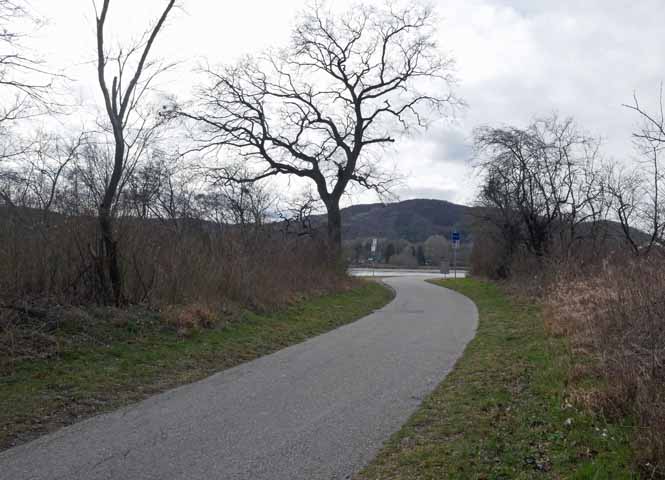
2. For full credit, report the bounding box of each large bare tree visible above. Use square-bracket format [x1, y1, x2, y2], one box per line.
[178, 1, 459, 250]
[94, 0, 175, 304]
[474, 115, 604, 260]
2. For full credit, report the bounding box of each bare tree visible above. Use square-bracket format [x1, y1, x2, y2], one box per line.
[277, 189, 320, 237]
[24, 132, 84, 218]
[199, 165, 275, 228]
[93, 0, 176, 304]
[623, 87, 665, 254]
[474, 115, 603, 261]
[177, 1, 459, 251]
[0, 0, 53, 116]
[0, 0, 58, 186]
[0, 131, 84, 212]
[123, 155, 198, 231]
[605, 163, 644, 255]
[124, 158, 169, 220]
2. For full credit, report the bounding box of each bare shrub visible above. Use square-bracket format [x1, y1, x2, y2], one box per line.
[0, 212, 345, 311]
[162, 303, 217, 337]
[544, 256, 665, 472]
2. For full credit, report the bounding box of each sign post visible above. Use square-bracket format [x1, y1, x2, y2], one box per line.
[370, 238, 377, 277]
[451, 231, 460, 278]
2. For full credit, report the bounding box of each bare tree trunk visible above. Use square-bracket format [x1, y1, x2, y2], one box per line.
[97, 125, 126, 304]
[94, 0, 175, 305]
[325, 201, 343, 251]
[98, 207, 121, 304]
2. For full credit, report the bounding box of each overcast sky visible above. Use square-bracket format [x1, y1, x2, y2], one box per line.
[24, 0, 665, 206]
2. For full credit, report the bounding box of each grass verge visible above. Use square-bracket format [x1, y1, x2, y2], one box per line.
[356, 278, 637, 479]
[0, 280, 393, 451]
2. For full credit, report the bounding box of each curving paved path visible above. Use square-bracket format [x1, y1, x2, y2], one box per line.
[0, 277, 477, 480]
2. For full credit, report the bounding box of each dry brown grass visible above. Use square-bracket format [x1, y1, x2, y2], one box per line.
[544, 257, 665, 475]
[162, 303, 218, 337]
[0, 211, 350, 371]
[0, 213, 346, 310]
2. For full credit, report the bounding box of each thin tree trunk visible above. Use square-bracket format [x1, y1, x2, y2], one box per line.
[97, 139, 125, 305]
[98, 206, 122, 305]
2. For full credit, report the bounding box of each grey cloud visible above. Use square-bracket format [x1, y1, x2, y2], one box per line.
[439, 0, 665, 162]
[432, 128, 474, 165]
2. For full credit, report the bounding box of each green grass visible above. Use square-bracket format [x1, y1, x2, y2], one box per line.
[0, 281, 393, 451]
[357, 278, 636, 480]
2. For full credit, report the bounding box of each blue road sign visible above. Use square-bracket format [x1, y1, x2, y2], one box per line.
[452, 231, 460, 242]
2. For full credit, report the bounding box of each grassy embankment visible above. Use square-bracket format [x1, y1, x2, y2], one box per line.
[1, 280, 393, 451]
[358, 278, 637, 479]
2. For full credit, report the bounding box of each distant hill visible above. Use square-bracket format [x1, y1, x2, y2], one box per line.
[3, 199, 647, 248]
[332, 198, 651, 246]
[337, 198, 471, 242]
